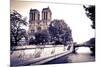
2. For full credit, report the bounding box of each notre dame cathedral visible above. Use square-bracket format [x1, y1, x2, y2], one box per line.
[29, 7, 52, 33]
[28, 7, 52, 41]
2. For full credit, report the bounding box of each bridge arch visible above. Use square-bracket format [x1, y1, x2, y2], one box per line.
[72, 44, 95, 54]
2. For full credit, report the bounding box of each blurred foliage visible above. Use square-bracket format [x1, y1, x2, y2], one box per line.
[48, 19, 73, 45]
[83, 5, 95, 29]
[10, 10, 27, 46]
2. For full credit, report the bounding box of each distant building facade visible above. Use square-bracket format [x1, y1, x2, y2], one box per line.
[28, 7, 52, 43]
[29, 7, 52, 33]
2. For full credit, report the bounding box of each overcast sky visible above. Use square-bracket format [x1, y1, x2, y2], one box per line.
[11, 0, 95, 44]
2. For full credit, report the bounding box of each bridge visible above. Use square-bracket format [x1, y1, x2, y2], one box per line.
[72, 43, 95, 53]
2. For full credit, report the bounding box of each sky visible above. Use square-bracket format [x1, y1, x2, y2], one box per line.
[11, 0, 95, 44]
[14, 0, 95, 5]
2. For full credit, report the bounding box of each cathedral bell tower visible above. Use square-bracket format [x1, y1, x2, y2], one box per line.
[29, 9, 40, 33]
[28, 7, 52, 44]
[42, 7, 52, 27]
[29, 7, 52, 33]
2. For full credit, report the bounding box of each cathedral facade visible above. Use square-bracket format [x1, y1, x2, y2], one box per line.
[29, 7, 52, 33]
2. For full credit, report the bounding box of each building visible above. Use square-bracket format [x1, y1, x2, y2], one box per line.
[28, 7, 52, 43]
[29, 7, 52, 33]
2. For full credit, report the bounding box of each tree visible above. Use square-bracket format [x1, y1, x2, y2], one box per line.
[48, 19, 73, 45]
[83, 5, 95, 55]
[83, 5, 95, 29]
[10, 10, 27, 47]
[29, 36, 36, 45]
[34, 30, 50, 45]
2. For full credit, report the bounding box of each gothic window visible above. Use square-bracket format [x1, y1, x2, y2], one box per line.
[38, 14, 39, 20]
[43, 12, 44, 20]
[30, 13, 33, 21]
[46, 12, 48, 20]
[44, 12, 45, 20]
[33, 13, 35, 20]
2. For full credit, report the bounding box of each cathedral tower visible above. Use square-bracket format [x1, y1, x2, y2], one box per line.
[29, 7, 52, 33]
[29, 9, 40, 22]
[28, 7, 52, 44]
[42, 7, 52, 26]
[29, 9, 40, 33]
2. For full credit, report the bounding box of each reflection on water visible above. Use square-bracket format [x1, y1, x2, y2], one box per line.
[68, 47, 95, 63]
[76, 47, 91, 53]
[44, 53, 95, 64]
[67, 53, 95, 63]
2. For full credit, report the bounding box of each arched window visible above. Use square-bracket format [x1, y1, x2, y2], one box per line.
[46, 11, 48, 20]
[33, 13, 35, 20]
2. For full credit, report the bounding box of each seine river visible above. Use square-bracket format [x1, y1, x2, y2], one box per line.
[43, 47, 95, 64]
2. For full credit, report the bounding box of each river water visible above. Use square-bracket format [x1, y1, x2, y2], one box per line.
[43, 47, 95, 64]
